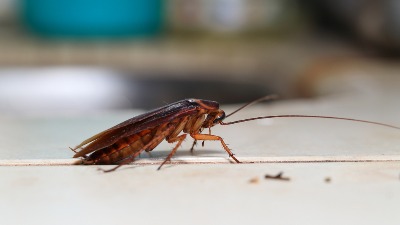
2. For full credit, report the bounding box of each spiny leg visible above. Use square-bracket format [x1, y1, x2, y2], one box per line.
[190, 134, 240, 163]
[158, 134, 187, 170]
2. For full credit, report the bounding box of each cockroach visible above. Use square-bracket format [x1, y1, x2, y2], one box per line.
[71, 95, 400, 172]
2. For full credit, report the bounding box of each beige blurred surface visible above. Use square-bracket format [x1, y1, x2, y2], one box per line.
[1, 87, 400, 225]
[1, 163, 399, 225]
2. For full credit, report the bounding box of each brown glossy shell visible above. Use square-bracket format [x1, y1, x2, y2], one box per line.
[72, 99, 220, 165]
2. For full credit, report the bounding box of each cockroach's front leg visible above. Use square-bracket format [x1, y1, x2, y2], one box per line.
[190, 134, 240, 163]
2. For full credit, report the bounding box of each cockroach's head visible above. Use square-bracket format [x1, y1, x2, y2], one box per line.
[212, 110, 226, 124]
[188, 99, 225, 128]
[203, 110, 226, 128]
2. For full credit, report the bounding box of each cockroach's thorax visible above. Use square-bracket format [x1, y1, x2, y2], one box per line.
[188, 99, 220, 110]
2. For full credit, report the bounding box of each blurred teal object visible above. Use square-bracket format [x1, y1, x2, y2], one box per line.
[20, 0, 164, 38]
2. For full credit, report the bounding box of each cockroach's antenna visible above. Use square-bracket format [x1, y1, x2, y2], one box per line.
[220, 115, 400, 130]
[223, 95, 400, 130]
[225, 94, 279, 119]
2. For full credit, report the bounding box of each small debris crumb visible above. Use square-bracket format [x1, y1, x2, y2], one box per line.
[249, 177, 259, 184]
[324, 177, 331, 183]
[265, 172, 290, 181]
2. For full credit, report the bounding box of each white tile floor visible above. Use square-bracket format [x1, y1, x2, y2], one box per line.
[1, 163, 399, 225]
[1, 94, 400, 225]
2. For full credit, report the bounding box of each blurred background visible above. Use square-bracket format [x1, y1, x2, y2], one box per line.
[0, 0, 400, 114]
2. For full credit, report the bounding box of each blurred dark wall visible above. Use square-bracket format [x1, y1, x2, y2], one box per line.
[303, 0, 400, 55]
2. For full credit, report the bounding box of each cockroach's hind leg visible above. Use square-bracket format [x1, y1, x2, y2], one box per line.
[98, 153, 139, 173]
[97, 155, 136, 173]
[98, 164, 123, 173]
[158, 134, 187, 170]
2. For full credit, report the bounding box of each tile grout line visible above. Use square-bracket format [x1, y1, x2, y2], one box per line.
[0, 155, 400, 166]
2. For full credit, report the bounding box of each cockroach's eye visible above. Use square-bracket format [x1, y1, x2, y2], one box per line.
[213, 112, 226, 124]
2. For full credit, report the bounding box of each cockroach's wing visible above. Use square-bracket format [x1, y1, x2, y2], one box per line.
[71, 113, 154, 153]
[73, 99, 198, 158]
[73, 127, 134, 158]
[72, 129, 111, 151]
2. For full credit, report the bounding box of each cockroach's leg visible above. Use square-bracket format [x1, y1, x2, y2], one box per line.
[190, 126, 204, 153]
[99, 158, 135, 173]
[158, 134, 187, 170]
[190, 140, 197, 154]
[190, 134, 240, 163]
